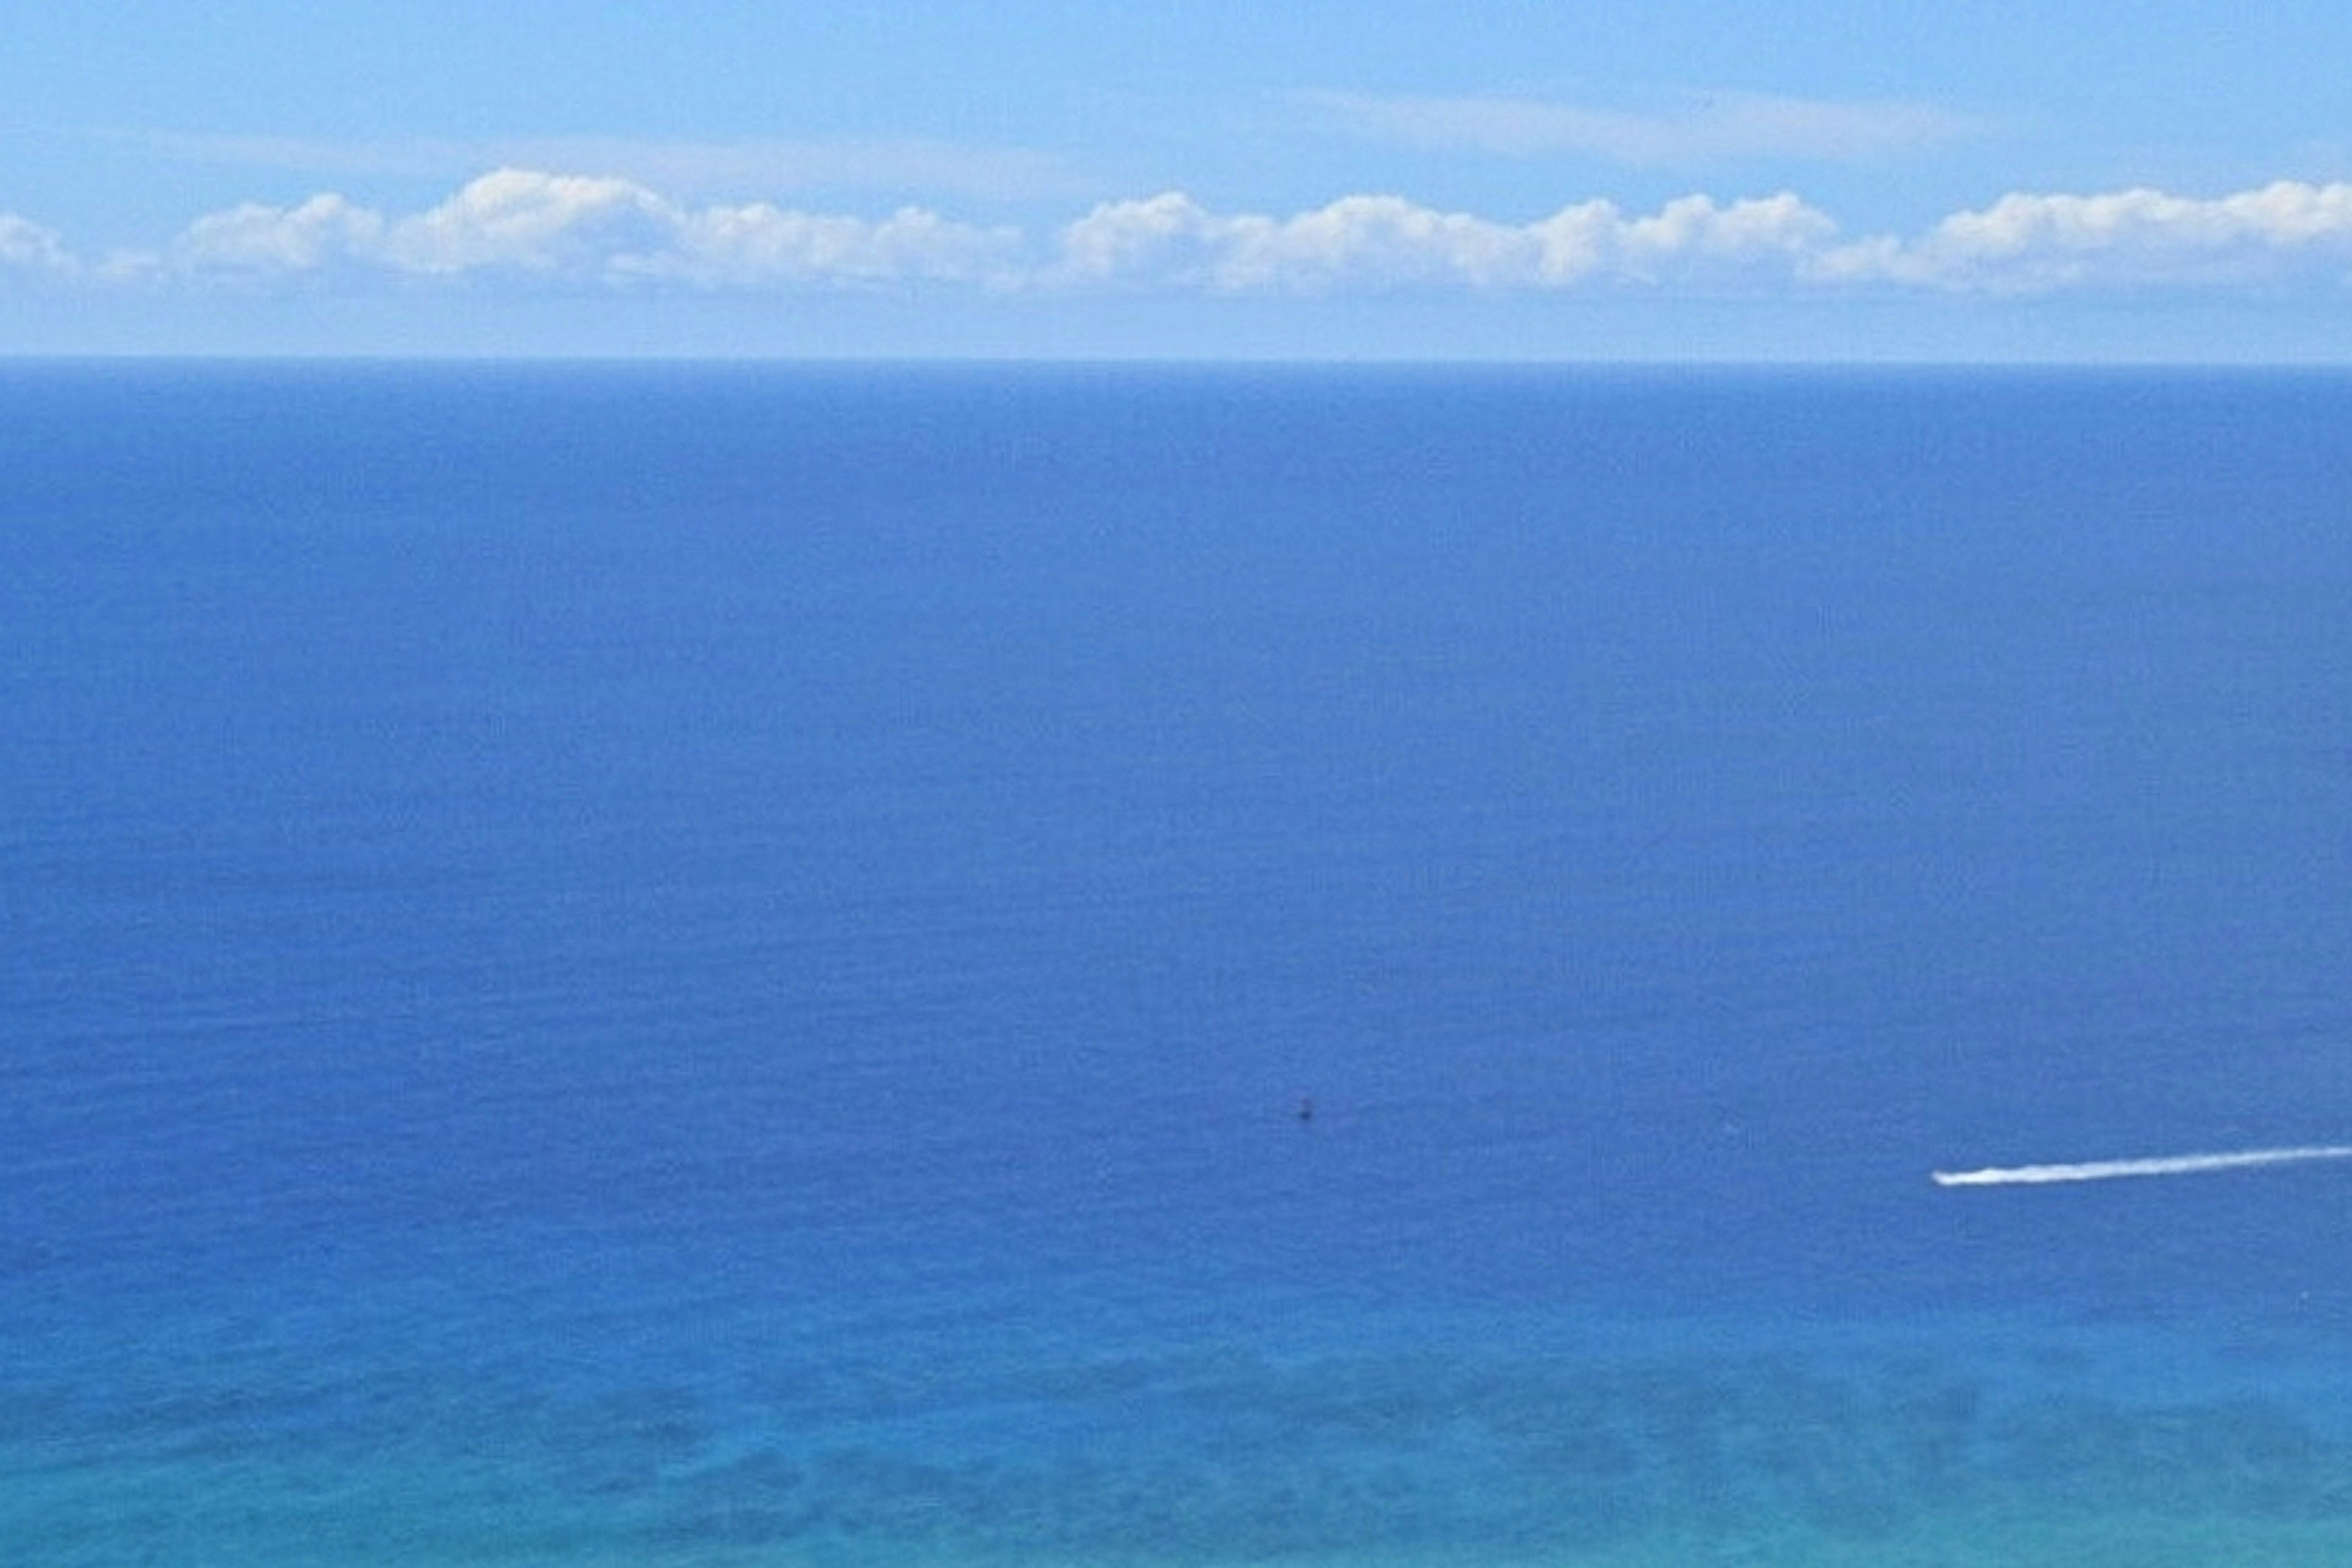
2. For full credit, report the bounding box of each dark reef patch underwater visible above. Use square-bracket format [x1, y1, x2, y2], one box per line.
[4, 363, 2352, 1563]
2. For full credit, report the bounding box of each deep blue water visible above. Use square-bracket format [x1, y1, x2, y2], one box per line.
[5, 363, 2352, 1563]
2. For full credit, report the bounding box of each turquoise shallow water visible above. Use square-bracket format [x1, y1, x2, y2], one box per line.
[13, 1280, 2352, 1564]
[4, 363, 2352, 1562]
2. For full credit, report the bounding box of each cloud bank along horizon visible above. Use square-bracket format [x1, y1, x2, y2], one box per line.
[7, 168, 2352, 300]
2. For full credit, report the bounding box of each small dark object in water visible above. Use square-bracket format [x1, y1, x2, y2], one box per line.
[1296, 1097, 1314, 1123]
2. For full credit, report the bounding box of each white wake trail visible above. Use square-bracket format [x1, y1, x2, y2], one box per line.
[1931, 1145, 2352, 1188]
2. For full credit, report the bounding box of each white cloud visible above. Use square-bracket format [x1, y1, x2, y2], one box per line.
[383, 170, 675, 276]
[1298, 90, 1980, 166]
[153, 169, 1012, 288]
[23, 172, 2352, 302]
[1820, 180, 2352, 291]
[1052, 190, 1837, 292]
[647, 203, 1020, 287]
[0, 214, 76, 276]
[1599, 192, 1838, 280]
[1054, 192, 1531, 290]
[1215, 195, 1539, 289]
[174, 193, 385, 273]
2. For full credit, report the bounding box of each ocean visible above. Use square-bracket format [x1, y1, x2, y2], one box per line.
[4, 362, 2350, 1564]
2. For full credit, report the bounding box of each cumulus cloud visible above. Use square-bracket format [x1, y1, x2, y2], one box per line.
[1041, 180, 2352, 296]
[1053, 192, 1528, 290]
[650, 203, 1017, 286]
[1298, 90, 1980, 166]
[1052, 190, 1836, 292]
[173, 193, 385, 273]
[0, 214, 77, 276]
[1819, 180, 2352, 291]
[383, 170, 676, 276]
[22, 172, 2352, 301]
[157, 169, 1016, 287]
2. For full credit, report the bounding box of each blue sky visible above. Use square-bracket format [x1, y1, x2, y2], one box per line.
[4, 1, 2350, 358]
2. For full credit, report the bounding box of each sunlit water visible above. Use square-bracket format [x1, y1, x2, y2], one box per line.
[6, 363, 2352, 1564]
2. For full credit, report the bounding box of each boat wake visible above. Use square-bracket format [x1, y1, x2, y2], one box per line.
[1932, 1145, 2352, 1188]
